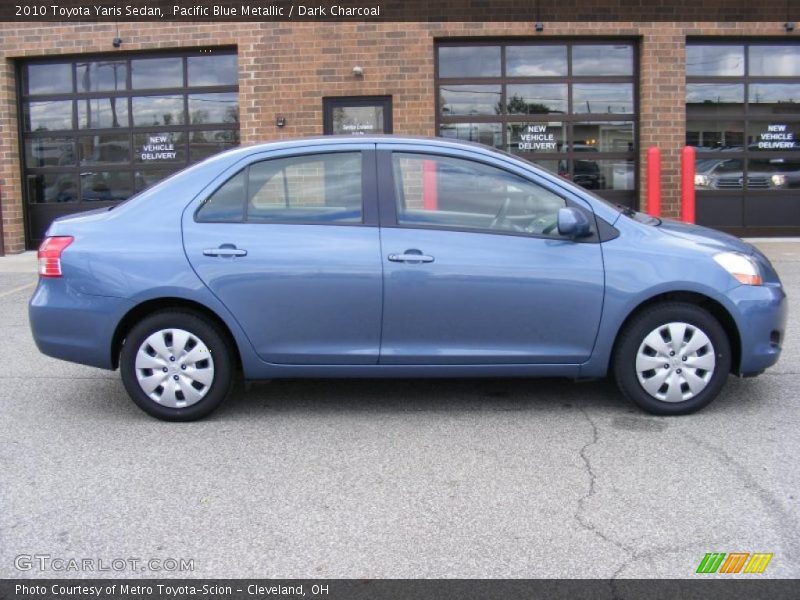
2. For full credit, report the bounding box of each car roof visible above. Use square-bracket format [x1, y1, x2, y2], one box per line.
[216, 135, 503, 160]
[199, 135, 530, 179]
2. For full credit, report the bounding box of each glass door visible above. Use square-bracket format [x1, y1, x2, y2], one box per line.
[323, 96, 392, 135]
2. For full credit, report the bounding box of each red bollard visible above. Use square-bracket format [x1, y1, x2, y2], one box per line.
[646, 146, 661, 217]
[681, 146, 696, 224]
[422, 159, 438, 211]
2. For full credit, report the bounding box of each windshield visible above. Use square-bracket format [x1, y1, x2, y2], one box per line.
[586, 192, 661, 225]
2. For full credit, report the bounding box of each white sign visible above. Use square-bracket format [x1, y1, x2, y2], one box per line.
[758, 124, 796, 150]
[518, 124, 558, 152]
[140, 135, 176, 161]
[341, 122, 375, 135]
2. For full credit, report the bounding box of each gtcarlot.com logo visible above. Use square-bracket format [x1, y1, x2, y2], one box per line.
[696, 552, 773, 574]
[15, 554, 194, 573]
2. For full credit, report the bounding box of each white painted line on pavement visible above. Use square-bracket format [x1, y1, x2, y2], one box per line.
[0, 281, 35, 298]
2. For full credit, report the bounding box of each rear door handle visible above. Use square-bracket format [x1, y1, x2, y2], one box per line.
[203, 244, 247, 257]
[388, 252, 434, 264]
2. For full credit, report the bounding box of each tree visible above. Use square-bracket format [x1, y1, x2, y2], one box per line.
[499, 94, 553, 115]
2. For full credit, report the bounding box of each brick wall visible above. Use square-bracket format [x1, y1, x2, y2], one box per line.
[0, 20, 792, 252]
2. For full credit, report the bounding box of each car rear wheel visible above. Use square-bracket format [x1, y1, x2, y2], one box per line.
[613, 302, 731, 415]
[120, 310, 234, 421]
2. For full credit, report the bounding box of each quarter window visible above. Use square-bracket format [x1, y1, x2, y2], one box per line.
[392, 153, 567, 237]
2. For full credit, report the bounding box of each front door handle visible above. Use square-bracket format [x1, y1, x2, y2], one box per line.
[388, 250, 435, 264]
[203, 244, 247, 257]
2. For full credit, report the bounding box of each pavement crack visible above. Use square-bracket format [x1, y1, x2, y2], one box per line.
[575, 407, 633, 569]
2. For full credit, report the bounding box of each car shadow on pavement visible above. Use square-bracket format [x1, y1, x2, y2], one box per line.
[87, 372, 769, 422]
[202, 372, 772, 422]
[211, 376, 632, 420]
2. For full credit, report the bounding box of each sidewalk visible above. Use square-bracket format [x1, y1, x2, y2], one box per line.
[0, 251, 36, 273]
[744, 239, 800, 263]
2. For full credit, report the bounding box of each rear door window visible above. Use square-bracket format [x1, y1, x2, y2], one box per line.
[196, 152, 363, 224]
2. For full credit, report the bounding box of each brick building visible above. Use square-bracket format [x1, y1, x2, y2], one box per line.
[1, 17, 798, 253]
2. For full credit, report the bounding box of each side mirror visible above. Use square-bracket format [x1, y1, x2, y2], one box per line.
[557, 207, 592, 238]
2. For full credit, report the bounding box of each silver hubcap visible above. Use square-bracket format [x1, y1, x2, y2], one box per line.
[635, 322, 716, 403]
[135, 328, 214, 408]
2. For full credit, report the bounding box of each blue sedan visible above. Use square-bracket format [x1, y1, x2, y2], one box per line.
[29, 137, 787, 420]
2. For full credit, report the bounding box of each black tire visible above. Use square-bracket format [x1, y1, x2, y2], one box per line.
[613, 302, 731, 415]
[120, 310, 234, 421]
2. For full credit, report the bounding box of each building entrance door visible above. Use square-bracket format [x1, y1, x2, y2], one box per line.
[323, 96, 393, 136]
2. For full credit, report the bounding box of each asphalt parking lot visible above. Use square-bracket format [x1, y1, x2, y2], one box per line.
[0, 244, 798, 580]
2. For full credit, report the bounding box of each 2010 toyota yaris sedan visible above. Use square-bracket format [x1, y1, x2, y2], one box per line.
[29, 136, 787, 420]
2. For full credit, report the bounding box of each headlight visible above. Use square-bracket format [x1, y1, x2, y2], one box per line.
[770, 174, 786, 188]
[713, 252, 763, 285]
[694, 174, 711, 188]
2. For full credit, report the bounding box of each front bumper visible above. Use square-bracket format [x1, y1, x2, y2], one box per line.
[29, 279, 132, 370]
[728, 283, 788, 375]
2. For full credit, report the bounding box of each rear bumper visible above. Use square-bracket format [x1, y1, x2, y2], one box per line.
[29, 279, 131, 370]
[729, 283, 788, 375]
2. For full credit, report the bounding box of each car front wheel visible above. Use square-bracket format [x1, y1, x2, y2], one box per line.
[613, 302, 731, 415]
[120, 310, 234, 421]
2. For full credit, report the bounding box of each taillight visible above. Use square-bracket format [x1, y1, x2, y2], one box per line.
[37, 236, 74, 278]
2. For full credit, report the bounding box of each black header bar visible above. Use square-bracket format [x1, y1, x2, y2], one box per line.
[1, 0, 796, 22]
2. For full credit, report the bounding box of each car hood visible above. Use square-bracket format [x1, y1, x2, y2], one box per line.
[656, 218, 754, 255]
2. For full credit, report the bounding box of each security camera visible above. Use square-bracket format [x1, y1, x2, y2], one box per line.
[786, 21, 796, 33]
[112, 37, 123, 48]
[534, 22, 544, 32]
[352, 65, 363, 77]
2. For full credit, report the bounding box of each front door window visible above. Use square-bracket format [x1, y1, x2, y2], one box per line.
[391, 152, 567, 237]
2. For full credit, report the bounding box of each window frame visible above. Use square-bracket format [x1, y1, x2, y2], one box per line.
[322, 96, 393, 135]
[686, 38, 800, 235]
[376, 148, 598, 243]
[194, 149, 378, 227]
[686, 39, 800, 183]
[434, 38, 639, 205]
[18, 48, 240, 209]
